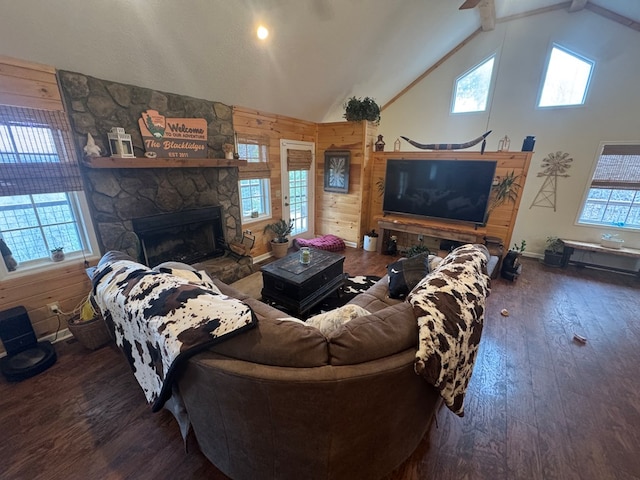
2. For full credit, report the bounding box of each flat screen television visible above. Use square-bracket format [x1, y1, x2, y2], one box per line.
[382, 159, 497, 225]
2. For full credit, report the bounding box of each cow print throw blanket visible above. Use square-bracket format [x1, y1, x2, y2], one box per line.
[408, 244, 491, 417]
[92, 258, 256, 412]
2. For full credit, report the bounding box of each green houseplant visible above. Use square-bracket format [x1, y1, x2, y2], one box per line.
[543, 236, 564, 267]
[485, 171, 521, 222]
[343, 96, 381, 124]
[264, 219, 294, 258]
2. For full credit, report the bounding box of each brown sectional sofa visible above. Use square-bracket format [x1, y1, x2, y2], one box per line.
[180, 275, 441, 480]
[94, 246, 491, 480]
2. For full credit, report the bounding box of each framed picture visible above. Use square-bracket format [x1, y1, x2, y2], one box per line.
[324, 150, 350, 193]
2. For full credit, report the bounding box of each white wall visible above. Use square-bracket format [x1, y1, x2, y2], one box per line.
[380, 8, 640, 256]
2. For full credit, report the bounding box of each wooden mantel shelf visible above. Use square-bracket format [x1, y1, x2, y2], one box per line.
[83, 157, 248, 169]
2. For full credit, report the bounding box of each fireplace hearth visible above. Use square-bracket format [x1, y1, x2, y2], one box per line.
[132, 207, 226, 267]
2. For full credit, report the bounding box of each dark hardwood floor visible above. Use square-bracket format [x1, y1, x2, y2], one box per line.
[2, 249, 639, 480]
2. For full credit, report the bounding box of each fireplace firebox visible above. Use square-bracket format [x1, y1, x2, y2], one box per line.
[132, 207, 226, 267]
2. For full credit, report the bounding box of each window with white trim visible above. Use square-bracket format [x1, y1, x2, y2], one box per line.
[237, 135, 271, 222]
[578, 144, 640, 230]
[452, 55, 495, 114]
[0, 105, 97, 277]
[538, 45, 594, 108]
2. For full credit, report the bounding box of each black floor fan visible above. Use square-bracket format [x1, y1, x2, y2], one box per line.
[0, 306, 57, 382]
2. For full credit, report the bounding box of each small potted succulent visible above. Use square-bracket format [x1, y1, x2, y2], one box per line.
[543, 236, 565, 267]
[50, 247, 65, 262]
[264, 219, 294, 258]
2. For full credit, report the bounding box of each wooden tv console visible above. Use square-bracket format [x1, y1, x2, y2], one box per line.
[375, 215, 486, 254]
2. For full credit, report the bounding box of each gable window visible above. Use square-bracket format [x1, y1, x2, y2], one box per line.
[452, 55, 495, 113]
[578, 144, 640, 230]
[538, 45, 594, 108]
[237, 134, 271, 223]
[0, 105, 96, 277]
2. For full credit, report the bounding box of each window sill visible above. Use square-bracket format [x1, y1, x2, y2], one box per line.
[242, 215, 272, 225]
[1, 253, 100, 281]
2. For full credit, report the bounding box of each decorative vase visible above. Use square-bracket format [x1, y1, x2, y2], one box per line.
[375, 135, 385, 152]
[51, 250, 65, 262]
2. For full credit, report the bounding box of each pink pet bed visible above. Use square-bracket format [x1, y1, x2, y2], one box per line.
[293, 235, 345, 252]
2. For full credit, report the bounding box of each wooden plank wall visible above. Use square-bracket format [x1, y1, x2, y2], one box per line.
[0, 55, 63, 111]
[0, 57, 93, 355]
[232, 106, 317, 257]
[316, 121, 375, 245]
[369, 151, 532, 252]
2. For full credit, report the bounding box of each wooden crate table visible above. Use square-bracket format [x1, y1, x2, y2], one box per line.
[261, 249, 346, 316]
[561, 239, 640, 277]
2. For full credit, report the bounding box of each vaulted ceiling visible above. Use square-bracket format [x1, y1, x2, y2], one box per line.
[0, 0, 639, 123]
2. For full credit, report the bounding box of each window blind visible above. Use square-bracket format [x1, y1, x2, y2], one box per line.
[0, 105, 82, 197]
[591, 144, 640, 189]
[237, 133, 270, 179]
[287, 148, 312, 171]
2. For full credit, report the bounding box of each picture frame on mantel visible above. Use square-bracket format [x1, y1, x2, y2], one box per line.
[324, 150, 350, 193]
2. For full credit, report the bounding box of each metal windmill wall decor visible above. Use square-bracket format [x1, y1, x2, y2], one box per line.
[530, 151, 573, 211]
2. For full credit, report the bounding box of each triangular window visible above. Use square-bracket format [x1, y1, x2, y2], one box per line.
[538, 45, 594, 108]
[452, 55, 495, 113]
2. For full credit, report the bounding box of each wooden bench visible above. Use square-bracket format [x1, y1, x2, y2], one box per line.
[561, 239, 640, 277]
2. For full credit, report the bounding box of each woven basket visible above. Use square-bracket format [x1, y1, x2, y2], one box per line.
[68, 313, 112, 350]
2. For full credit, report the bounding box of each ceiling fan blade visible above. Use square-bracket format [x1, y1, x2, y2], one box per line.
[459, 0, 481, 9]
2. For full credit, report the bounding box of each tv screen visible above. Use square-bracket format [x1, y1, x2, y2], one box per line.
[382, 159, 497, 224]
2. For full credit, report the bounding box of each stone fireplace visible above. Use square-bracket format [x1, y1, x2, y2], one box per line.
[58, 70, 246, 275]
[132, 206, 225, 267]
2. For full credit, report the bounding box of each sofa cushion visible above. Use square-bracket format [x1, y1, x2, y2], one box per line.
[306, 304, 370, 336]
[387, 253, 430, 299]
[328, 302, 418, 365]
[347, 276, 403, 313]
[209, 280, 329, 367]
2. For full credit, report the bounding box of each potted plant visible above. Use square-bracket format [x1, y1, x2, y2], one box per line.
[50, 247, 65, 262]
[343, 96, 381, 125]
[363, 229, 378, 252]
[264, 219, 294, 258]
[501, 240, 525, 281]
[485, 171, 521, 223]
[543, 236, 565, 267]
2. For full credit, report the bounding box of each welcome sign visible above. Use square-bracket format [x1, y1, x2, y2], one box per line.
[138, 110, 207, 158]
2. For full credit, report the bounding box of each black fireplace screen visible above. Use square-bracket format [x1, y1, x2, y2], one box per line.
[132, 206, 225, 267]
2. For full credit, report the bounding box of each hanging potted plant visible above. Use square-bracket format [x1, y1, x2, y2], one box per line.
[543, 236, 565, 267]
[343, 96, 381, 125]
[264, 219, 294, 259]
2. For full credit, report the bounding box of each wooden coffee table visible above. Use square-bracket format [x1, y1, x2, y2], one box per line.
[261, 249, 345, 316]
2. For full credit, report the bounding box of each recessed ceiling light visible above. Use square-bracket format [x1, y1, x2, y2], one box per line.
[257, 25, 269, 40]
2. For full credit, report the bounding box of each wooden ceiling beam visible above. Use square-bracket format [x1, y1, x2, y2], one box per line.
[585, 2, 640, 32]
[568, 0, 588, 13]
[479, 0, 496, 31]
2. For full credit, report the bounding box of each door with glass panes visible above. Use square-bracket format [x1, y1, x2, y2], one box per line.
[280, 140, 314, 239]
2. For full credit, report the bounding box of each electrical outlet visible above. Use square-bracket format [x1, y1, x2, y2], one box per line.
[418, 235, 424, 242]
[47, 302, 61, 315]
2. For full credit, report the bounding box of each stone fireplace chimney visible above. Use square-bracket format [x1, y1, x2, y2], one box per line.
[58, 71, 242, 261]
